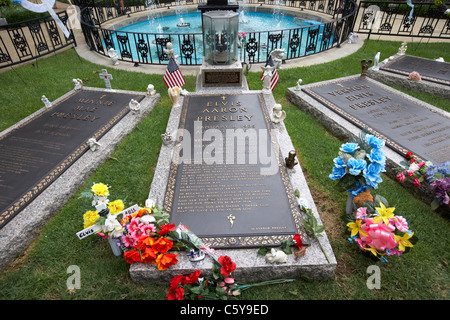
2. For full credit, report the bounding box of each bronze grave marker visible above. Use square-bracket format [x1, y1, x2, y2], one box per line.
[164, 93, 309, 248]
[0, 88, 145, 229]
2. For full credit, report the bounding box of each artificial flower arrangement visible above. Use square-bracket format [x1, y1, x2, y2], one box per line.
[346, 194, 417, 262]
[396, 152, 450, 211]
[329, 131, 386, 197]
[167, 254, 295, 300]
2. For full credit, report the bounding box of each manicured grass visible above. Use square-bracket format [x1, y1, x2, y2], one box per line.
[0, 40, 448, 300]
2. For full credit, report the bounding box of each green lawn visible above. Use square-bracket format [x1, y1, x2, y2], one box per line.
[0, 40, 448, 300]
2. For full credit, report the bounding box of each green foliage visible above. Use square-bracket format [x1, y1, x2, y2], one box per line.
[0, 0, 11, 7]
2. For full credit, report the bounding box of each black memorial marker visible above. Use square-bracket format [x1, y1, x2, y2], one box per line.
[381, 55, 450, 86]
[302, 76, 450, 164]
[0, 89, 145, 229]
[164, 93, 310, 249]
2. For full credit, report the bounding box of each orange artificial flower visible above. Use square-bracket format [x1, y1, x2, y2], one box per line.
[131, 208, 148, 219]
[152, 237, 174, 254]
[156, 253, 178, 270]
[142, 247, 158, 264]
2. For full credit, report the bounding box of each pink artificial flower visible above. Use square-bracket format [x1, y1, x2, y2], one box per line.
[407, 171, 414, 177]
[356, 207, 367, 220]
[238, 32, 242, 38]
[354, 238, 366, 250]
[224, 277, 235, 284]
[394, 216, 409, 232]
[418, 161, 425, 168]
[128, 217, 141, 233]
[131, 227, 145, 240]
[122, 234, 137, 248]
[141, 223, 156, 236]
[413, 177, 421, 188]
[397, 172, 405, 183]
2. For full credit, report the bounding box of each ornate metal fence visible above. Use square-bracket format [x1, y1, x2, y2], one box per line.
[77, 0, 357, 65]
[0, 11, 76, 69]
[354, 1, 450, 39]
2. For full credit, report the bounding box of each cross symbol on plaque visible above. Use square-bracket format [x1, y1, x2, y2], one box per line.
[222, 95, 226, 100]
[99, 69, 113, 90]
[227, 214, 235, 229]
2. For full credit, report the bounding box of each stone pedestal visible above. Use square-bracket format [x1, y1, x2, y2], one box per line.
[198, 57, 245, 90]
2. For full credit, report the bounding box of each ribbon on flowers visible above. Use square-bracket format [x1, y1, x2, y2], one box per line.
[360, 219, 398, 251]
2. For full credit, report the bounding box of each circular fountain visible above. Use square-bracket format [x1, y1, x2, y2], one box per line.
[79, 0, 357, 66]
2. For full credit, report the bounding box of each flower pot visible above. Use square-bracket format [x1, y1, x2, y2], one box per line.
[346, 192, 354, 215]
[108, 238, 123, 256]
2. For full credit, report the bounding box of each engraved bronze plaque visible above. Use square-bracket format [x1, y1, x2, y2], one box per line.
[381, 55, 450, 86]
[0, 89, 145, 229]
[164, 93, 309, 248]
[203, 71, 241, 86]
[302, 76, 450, 164]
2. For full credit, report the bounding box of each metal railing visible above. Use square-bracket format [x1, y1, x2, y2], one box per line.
[0, 11, 76, 69]
[77, 0, 358, 65]
[354, 1, 450, 39]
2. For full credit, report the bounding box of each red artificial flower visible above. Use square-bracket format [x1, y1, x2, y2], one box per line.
[218, 255, 236, 277]
[159, 223, 176, 236]
[413, 177, 421, 188]
[167, 286, 184, 300]
[156, 253, 178, 270]
[405, 151, 414, 159]
[124, 250, 142, 264]
[152, 237, 174, 254]
[293, 233, 303, 249]
[182, 270, 201, 285]
[169, 275, 184, 289]
[137, 235, 155, 250]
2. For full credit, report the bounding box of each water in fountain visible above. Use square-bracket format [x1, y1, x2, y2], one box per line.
[239, 0, 250, 24]
[146, 0, 162, 30]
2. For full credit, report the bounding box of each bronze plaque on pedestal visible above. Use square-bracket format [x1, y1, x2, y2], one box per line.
[164, 93, 309, 248]
[203, 70, 242, 87]
[0, 89, 145, 229]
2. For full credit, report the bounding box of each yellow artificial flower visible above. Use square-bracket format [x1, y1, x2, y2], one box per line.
[91, 183, 109, 197]
[83, 210, 99, 229]
[108, 199, 125, 214]
[364, 246, 381, 258]
[395, 232, 414, 252]
[347, 219, 368, 237]
[373, 202, 395, 225]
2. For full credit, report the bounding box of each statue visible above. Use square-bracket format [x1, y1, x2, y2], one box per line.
[271, 103, 286, 123]
[129, 99, 141, 113]
[295, 78, 303, 91]
[360, 59, 372, 79]
[348, 32, 359, 44]
[107, 48, 119, 66]
[285, 150, 298, 169]
[72, 78, 83, 90]
[164, 42, 179, 64]
[398, 41, 407, 55]
[261, 65, 274, 94]
[147, 84, 156, 96]
[373, 52, 381, 71]
[41, 95, 52, 108]
[161, 130, 173, 145]
[88, 138, 101, 152]
[265, 248, 288, 264]
[269, 48, 285, 69]
[168, 86, 181, 107]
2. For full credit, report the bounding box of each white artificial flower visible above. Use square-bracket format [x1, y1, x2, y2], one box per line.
[408, 162, 420, 173]
[298, 198, 310, 210]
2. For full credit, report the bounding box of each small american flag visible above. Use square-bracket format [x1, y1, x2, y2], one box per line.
[260, 56, 279, 91]
[163, 58, 185, 88]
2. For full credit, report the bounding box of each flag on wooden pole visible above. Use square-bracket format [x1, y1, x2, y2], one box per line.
[260, 56, 279, 91]
[163, 58, 185, 88]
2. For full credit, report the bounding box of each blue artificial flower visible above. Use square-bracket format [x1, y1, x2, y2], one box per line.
[333, 156, 347, 168]
[426, 165, 438, 183]
[329, 166, 346, 180]
[437, 161, 450, 176]
[12, 0, 21, 4]
[348, 236, 356, 243]
[340, 142, 359, 154]
[347, 157, 367, 176]
[365, 134, 385, 149]
[347, 181, 370, 197]
[380, 256, 388, 263]
[367, 148, 386, 167]
[363, 163, 383, 188]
